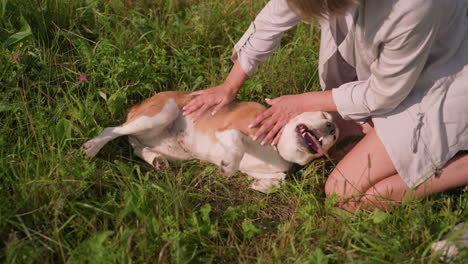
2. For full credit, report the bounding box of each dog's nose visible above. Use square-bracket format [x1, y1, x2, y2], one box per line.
[325, 122, 336, 135]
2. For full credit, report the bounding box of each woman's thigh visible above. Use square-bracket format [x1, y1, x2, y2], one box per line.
[326, 128, 468, 211]
[325, 128, 397, 198]
[367, 152, 468, 199]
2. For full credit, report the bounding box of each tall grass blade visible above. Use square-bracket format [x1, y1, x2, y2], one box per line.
[0, 0, 7, 19]
[3, 15, 32, 46]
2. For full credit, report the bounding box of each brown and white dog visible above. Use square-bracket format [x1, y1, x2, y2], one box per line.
[83, 91, 338, 192]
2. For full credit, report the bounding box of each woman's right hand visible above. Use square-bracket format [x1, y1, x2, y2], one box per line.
[182, 60, 248, 122]
[182, 83, 238, 121]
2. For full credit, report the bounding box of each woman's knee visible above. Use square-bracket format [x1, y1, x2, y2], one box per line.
[325, 171, 364, 212]
[364, 176, 407, 200]
[324, 174, 338, 197]
[324, 169, 354, 198]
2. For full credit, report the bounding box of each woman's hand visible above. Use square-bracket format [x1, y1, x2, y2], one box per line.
[249, 95, 306, 146]
[183, 60, 248, 121]
[183, 83, 238, 121]
[249, 91, 336, 146]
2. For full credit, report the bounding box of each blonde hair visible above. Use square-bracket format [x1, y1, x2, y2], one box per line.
[287, 0, 361, 22]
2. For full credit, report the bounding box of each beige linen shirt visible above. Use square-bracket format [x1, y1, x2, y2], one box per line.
[232, 0, 468, 187]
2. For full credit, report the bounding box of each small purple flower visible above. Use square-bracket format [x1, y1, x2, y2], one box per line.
[12, 54, 20, 62]
[79, 74, 88, 82]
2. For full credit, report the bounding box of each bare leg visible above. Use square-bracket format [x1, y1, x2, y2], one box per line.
[325, 128, 468, 212]
[363, 153, 468, 210]
[325, 128, 396, 211]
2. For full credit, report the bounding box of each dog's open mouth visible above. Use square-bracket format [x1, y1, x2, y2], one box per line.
[296, 124, 324, 155]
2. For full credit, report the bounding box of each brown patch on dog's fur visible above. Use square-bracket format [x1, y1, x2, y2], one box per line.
[194, 101, 266, 138]
[125, 91, 268, 140]
[125, 91, 193, 124]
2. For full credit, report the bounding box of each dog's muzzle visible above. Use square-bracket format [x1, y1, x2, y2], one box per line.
[295, 123, 335, 155]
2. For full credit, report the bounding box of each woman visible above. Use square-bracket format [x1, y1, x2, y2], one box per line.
[182, 0, 468, 212]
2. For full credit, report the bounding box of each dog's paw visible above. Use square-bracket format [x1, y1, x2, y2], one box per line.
[152, 156, 169, 170]
[250, 178, 281, 193]
[220, 160, 236, 178]
[82, 140, 102, 159]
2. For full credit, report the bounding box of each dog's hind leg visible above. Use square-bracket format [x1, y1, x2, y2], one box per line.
[83, 98, 180, 158]
[128, 137, 169, 170]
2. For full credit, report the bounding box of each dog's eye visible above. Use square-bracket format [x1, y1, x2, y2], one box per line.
[326, 122, 336, 135]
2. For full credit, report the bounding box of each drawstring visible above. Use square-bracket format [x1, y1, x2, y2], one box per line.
[410, 113, 444, 178]
[411, 113, 425, 153]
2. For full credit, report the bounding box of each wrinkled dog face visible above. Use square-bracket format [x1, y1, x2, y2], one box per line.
[277, 112, 338, 165]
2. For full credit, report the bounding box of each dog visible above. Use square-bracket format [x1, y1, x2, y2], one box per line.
[83, 91, 338, 192]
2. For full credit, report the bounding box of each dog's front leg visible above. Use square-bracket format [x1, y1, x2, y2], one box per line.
[215, 130, 246, 178]
[246, 172, 286, 193]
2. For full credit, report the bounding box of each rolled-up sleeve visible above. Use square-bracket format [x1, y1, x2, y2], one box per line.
[232, 0, 301, 76]
[332, 1, 441, 120]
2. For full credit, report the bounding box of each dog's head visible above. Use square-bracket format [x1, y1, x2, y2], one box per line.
[277, 112, 338, 165]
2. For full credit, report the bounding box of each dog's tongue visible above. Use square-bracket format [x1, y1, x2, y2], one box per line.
[304, 132, 324, 155]
[317, 147, 324, 156]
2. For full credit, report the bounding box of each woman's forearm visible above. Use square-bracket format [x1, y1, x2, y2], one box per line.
[223, 60, 249, 94]
[300, 90, 338, 113]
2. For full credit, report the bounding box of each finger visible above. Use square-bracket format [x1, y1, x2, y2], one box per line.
[253, 118, 276, 141]
[211, 100, 226, 116]
[248, 109, 274, 129]
[183, 99, 205, 116]
[272, 127, 284, 146]
[265, 97, 280, 106]
[191, 103, 211, 122]
[188, 90, 206, 97]
[184, 96, 210, 114]
[183, 96, 203, 110]
[261, 121, 283, 145]
[184, 92, 205, 109]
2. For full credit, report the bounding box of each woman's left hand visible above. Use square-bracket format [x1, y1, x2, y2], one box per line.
[249, 91, 336, 146]
[249, 94, 306, 146]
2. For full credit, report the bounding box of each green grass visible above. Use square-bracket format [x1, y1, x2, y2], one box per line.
[0, 0, 466, 263]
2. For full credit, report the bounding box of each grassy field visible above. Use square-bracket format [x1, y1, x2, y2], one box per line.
[0, 0, 466, 263]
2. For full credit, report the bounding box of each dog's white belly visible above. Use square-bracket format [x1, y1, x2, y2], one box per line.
[146, 132, 193, 161]
[131, 115, 232, 165]
[130, 115, 193, 161]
